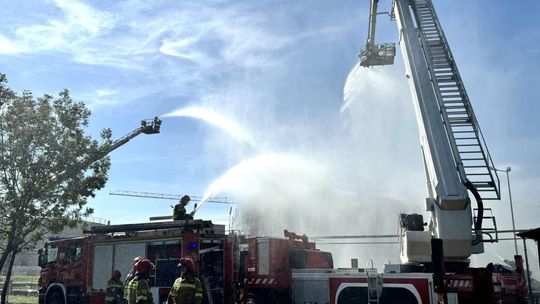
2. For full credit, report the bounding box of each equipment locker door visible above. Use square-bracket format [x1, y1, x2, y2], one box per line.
[115, 243, 147, 284]
[93, 245, 113, 290]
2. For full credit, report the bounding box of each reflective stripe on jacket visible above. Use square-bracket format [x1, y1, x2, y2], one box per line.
[167, 276, 203, 304]
[106, 278, 124, 303]
[127, 278, 153, 304]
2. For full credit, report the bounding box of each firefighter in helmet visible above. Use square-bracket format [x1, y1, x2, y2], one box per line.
[167, 257, 203, 304]
[125, 256, 142, 286]
[106, 270, 124, 304]
[127, 259, 154, 304]
[173, 195, 193, 221]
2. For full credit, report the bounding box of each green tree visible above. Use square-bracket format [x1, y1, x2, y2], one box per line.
[0, 74, 111, 301]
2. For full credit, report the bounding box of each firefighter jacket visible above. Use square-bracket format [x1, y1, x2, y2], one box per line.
[124, 268, 135, 287]
[106, 278, 124, 303]
[167, 275, 203, 304]
[173, 204, 186, 221]
[127, 277, 153, 304]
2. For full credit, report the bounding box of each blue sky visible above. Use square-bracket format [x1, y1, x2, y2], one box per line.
[1, 0, 539, 268]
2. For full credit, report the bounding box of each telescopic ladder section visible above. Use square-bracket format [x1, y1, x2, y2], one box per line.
[410, 0, 500, 200]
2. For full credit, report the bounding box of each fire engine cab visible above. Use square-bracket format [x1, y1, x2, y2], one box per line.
[38, 220, 228, 304]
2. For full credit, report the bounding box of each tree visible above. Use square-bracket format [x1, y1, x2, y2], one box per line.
[0, 73, 111, 300]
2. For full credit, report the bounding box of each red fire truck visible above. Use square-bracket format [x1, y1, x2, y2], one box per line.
[37, 220, 526, 304]
[37, 220, 335, 304]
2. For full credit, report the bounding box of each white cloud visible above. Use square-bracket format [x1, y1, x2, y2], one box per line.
[95, 88, 119, 97]
[0, 34, 21, 54]
[54, 0, 112, 35]
[159, 37, 213, 64]
[4, 0, 114, 56]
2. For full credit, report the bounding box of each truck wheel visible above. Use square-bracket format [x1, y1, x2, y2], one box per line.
[246, 294, 256, 304]
[46, 289, 65, 304]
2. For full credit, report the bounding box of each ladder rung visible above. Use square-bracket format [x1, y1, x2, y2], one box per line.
[437, 79, 456, 83]
[461, 158, 485, 161]
[448, 115, 469, 120]
[474, 185, 496, 189]
[433, 63, 451, 67]
[428, 47, 444, 51]
[440, 92, 462, 97]
[455, 137, 478, 140]
[430, 51, 446, 55]
[457, 144, 480, 147]
[441, 93, 462, 97]
[439, 88, 460, 92]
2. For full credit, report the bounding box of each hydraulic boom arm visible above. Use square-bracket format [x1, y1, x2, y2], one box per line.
[359, 0, 396, 67]
[106, 117, 161, 154]
[360, 0, 500, 263]
[45, 117, 162, 192]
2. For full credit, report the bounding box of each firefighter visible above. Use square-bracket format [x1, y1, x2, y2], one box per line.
[106, 270, 124, 304]
[126, 258, 154, 304]
[124, 256, 142, 286]
[167, 258, 203, 304]
[173, 195, 192, 220]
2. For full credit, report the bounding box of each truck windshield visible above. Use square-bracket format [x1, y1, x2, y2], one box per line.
[47, 244, 59, 263]
[66, 243, 82, 263]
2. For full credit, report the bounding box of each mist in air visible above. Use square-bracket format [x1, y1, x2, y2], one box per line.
[164, 59, 426, 267]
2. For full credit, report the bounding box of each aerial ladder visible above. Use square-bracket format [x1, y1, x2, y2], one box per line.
[46, 117, 162, 190]
[78, 117, 162, 171]
[104, 117, 162, 155]
[360, 0, 500, 264]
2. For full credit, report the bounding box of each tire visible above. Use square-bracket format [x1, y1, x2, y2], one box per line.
[246, 294, 256, 304]
[46, 288, 65, 304]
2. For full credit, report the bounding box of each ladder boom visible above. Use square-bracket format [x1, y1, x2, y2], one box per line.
[359, 0, 501, 262]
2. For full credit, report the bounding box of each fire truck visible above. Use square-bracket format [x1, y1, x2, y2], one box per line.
[37, 219, 526, 304]
[37, 221, 335, 304]
[38, 0, 530, 303]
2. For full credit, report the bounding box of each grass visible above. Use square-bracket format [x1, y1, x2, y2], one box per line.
[8, 294, 38, 304]
[0, 276, 38, 283]
[0, 276, 39, 303]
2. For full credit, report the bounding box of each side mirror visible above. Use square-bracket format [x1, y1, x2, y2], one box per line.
[38, 249, 46, 267]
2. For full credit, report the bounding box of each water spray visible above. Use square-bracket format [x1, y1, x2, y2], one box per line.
[162, 106, 258, 152]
